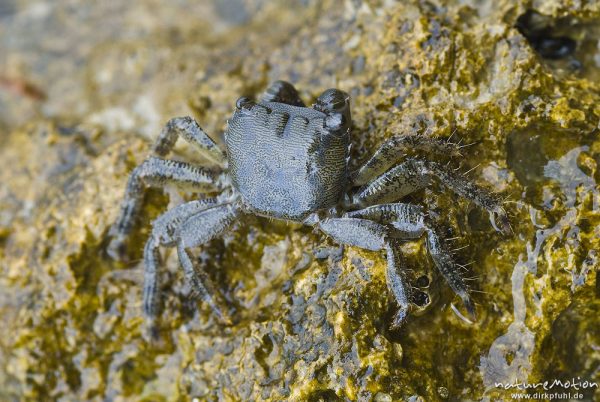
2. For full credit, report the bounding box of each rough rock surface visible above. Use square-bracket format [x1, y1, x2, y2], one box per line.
[0, 0, 598, 400]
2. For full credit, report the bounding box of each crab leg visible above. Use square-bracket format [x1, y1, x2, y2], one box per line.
[142, 199, 219, 319]
[425, 222, 476, 318]
[343, 202, 425, 239]
[108, 157, 223, 260]
[385, 241, 412, 329]
[351, 158, 510, 234]
[352, 135, 461, 185]
[317, 217, 411, 329]
[175, 202, 241, 325]
[153, 116, 226, 165]
[142, 236, 161, 320]
[342, 203, 476, 319]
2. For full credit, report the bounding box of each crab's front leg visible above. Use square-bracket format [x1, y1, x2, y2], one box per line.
[108, 157, 224, 260]
[351, 158, 510, 234]
[316, 217, 411, 329]
[108, 116, 227, 259]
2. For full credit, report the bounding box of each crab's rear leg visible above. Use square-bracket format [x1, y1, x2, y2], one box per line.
[316, 217, 411, 329]
[343, 203, 476, 319]
[260, 80, 305, 106]
[108, 157, 224, 260]
[351, 158, 510, 234]
[352, 135, 462, 186]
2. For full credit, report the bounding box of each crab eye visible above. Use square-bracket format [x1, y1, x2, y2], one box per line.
[235, 96, 252, 110]
[314, 88, 349, 113]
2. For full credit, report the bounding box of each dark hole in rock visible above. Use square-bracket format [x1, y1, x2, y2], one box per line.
[516, 10, 576, 60]
[411, 289, 430, 307]
[415, 275, 430, 288]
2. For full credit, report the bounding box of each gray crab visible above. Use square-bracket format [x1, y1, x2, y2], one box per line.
[108, 80, 509, 329]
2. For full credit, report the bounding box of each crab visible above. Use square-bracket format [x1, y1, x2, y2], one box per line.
[107, 80, 509, 329]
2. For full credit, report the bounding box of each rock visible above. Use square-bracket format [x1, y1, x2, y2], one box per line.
[0, 0, 598, 400]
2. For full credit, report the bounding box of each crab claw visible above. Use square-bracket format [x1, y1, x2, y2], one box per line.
[489, 207, 511, 236]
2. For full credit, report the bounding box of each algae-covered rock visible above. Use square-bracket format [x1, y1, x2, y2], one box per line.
[0, 0, 598, 400]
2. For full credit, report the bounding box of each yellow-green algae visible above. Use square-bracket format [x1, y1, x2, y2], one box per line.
[0, 0, 599, 400]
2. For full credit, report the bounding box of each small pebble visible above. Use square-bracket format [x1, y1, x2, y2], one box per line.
[393, 342, 403, 361]
[374, 392, 392, 402]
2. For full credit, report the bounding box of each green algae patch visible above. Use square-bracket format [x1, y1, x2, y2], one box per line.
[1, 0, 599, 401]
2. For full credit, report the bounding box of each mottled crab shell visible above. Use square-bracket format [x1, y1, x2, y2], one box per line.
[226, 101, 349, 220]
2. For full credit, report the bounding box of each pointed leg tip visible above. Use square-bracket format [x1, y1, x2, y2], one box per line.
[187, 284, 234, 326]
[149, 325, 160, 342]
[201, 295, 234, 326]
[389, 307, 409, 331]
[107, 237, 128, 262]
[213, 305, 234, 326]
[142, 320, 162, 344]
[489, 209, 511, 236]
[463, 296, 477, 321]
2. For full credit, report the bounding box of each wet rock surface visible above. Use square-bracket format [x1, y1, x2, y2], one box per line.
[0, 0, 598, 400]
